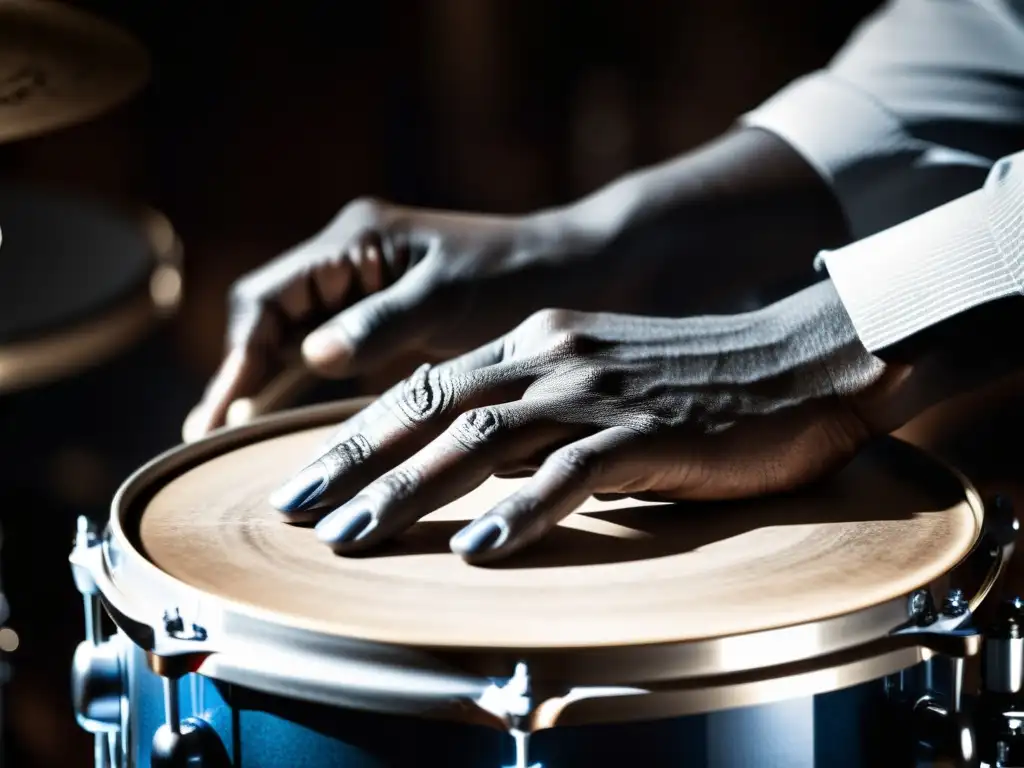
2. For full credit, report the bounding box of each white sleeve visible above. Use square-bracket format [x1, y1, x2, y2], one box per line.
[742, 0, 1024, 240]
[821, 150, 1024, 352]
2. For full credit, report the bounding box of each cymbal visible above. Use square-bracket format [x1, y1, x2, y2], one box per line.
[0, 0, 149, 144]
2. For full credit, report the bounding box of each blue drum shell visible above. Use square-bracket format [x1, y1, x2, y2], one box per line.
[125, 641, 920, 768]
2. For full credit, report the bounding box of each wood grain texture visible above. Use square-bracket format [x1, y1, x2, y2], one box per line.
[138, 428, 980, 650]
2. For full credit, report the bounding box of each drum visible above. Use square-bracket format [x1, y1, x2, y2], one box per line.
[70, 400, 1020, 768]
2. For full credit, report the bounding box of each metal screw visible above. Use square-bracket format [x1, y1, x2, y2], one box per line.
[162, 608, 206, 642]
[908, 589, 936, 625]
[942, 588, 968, 618]
[162, 609, 184, 635]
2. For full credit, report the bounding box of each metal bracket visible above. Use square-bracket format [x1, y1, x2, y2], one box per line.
[69, 517, 216, 680]
[474, 662, 544, 768]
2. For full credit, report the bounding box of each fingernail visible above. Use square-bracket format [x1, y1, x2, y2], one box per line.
[269, 464, 328, 512]
[450, 517, 507, 558]
[315, 504, 373, 547]
[302, 330, 351, 365]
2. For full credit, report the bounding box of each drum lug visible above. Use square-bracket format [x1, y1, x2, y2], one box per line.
[890, 588, 983, 658]
[476, 662, 544, 768]
[70, 516, 124, 768]
[69, 516, 216, 678]
[72, 637, 125, 733]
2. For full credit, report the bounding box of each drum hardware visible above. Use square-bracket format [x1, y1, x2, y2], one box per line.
[71, 517, 124, 768]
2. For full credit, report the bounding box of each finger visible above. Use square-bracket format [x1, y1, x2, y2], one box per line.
[314, 402, 583, 552]
[268, 355, 528, 519]
[449, 426, 643, 563]
[301, 258, 440, 378]
[225, 366, 316, 427]
[358, 240, 385, 295]
[183, 346, 271, 442]
[306, 337, 507, 462]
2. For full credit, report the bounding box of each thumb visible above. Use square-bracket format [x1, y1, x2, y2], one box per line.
[301, 274, 436, 377]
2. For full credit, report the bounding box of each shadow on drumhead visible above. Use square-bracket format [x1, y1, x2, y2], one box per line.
[364, 437, 966, 569]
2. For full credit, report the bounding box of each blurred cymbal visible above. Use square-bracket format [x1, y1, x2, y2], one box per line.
[0, 0, 149, 144]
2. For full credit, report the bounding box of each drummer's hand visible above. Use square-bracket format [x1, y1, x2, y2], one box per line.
[182, 199, 607, 442]
[269, 280, 918, 563]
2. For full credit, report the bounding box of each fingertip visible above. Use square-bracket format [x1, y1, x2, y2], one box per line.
[301, 328, 353, 375]
[225, 398, 257, 428]
[182, 405, 213, 443]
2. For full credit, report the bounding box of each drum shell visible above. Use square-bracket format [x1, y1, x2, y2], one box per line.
[119, 636, 923, 768]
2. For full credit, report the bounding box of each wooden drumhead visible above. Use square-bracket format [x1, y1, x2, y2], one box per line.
[136, 425, 981, 650]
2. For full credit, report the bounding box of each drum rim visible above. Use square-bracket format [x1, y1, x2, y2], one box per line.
[0, 0, 150, 145]
[0, 199, 182, 393]
[83, 401, 1004, 728]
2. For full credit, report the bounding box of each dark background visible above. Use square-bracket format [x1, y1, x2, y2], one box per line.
[27, 2, 1024, 766]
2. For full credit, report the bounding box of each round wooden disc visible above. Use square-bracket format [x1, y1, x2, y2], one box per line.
[0, 0, 149, 144]
[138, 427, 981, 649]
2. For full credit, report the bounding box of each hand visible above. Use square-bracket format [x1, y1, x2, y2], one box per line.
[268, 280, 914, 564]
[183, 128, 848, 442]
[182, 197, 616, 442]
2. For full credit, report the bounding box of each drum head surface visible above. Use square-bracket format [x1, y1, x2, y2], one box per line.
[136, 424, 981, 650]
[0, 185, 153, 343]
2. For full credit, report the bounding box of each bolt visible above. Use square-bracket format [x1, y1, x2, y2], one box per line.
[162, 608, 206, 642]
[908, 589, 936, 625]
[74, 516, 97, 548]
[942, 588, 968, 618]
[162, 608, 184, 635]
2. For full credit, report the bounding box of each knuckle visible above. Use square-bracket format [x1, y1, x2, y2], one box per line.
[560, 362, 603, 390]
[340, 196, 386, 226]
[449, 407, 507, 450]
[392, 364, 452, 425]
[522, 308, 577, 336]
[628, 412, 661, 434]
[551, 444, 601, 482]
[372, 464, 422, 502]
[320, 434, 374, 476]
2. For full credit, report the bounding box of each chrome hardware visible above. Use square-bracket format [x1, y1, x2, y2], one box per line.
[983, 597, 1024, 695]
[912, 696, 979, 768]
[162, 608, 207, 643]
[72, 638, 123, 732]
[71, 516, 121, 768]
[909, 589, 938, 626]
[944, 589, 969, 619]
[150, 717, 230, 768]
[976, 597, 1024, 766]
[478, 663, 543, 768]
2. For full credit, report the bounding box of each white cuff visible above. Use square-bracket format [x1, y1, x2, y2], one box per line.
[819, 153, 1024, 352]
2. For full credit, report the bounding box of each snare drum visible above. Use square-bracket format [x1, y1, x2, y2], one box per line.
[70, 400, 1020, 768]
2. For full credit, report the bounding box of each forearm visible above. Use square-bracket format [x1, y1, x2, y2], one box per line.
[547, 127, 849, 312]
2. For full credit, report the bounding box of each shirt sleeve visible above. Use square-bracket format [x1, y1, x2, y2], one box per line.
[741, 0, 1024, 241]
[819, 150, 1024, 353]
